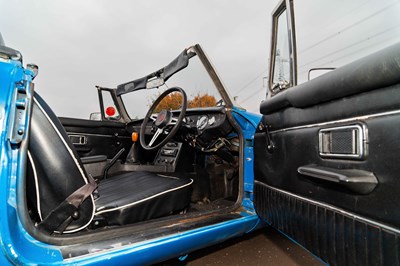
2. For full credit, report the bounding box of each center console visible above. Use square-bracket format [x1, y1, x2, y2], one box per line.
[154, 142, 182, 171]
[105, 142, 184, 174]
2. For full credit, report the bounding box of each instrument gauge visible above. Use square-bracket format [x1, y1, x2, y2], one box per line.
[208, 116, 216, 126]
[196, 115, 208, 130]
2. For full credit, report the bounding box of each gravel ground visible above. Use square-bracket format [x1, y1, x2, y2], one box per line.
[156, 226, 324, 266]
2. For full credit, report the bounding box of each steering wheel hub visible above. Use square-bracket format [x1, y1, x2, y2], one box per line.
[155, 109, 171, 128]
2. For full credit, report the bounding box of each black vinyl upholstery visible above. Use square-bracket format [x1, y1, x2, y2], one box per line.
[95, 172, 192, 225]
[28, 94, 95, 233]
[27, 93, 192, 233]
[260, 42, 400, 114]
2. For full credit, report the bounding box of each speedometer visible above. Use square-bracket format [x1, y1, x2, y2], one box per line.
[196, 115, 208, 130]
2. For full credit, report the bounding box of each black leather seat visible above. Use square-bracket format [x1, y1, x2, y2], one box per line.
[26, 93, 192, 233]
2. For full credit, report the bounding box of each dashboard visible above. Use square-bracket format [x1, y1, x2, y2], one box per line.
[124, 107, 235, 171]
[184, 112, 227, 133]
[125, 107, 232, 145]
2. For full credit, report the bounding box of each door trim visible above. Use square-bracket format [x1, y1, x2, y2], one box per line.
[255, 180, 400, 234]
[269, 109, 400, 134]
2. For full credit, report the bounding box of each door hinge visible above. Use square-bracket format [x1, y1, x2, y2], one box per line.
[9, 80, 30, 145]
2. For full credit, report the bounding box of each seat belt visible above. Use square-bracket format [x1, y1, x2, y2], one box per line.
[37, 174, 97, 234]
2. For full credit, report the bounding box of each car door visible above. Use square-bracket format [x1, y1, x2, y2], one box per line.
[254, 1, 400, 265]
[60, 117, 131, 157]
[59, 88, 132, 163]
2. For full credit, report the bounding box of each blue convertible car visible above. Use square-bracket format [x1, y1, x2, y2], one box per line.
[0, 36, 263, 264]
[0, 0, 400, 265]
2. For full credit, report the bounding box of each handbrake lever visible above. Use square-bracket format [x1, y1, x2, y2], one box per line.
[103, 148, 125, 179]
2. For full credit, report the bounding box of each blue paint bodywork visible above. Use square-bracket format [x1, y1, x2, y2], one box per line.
[0, 55, 263, 264]
[0, 58, 63, 265]
[67, 214, 261, 266]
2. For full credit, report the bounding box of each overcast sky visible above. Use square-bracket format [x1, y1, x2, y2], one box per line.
[1, 0, 399, 118]
[1, 0, 272, 118]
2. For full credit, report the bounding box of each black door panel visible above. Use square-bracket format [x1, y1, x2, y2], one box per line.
[263, 83, 400, 131]
[59, 117, 131, 159]
[254, 183, 400, 266]
[255, 100, 400, 265]
[255, 44, 400, 265]
[60, 117, 127, 134]
[255, 111, 400, 228]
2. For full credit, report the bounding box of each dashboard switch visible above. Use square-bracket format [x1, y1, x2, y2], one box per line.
[161, 149, 177, 156]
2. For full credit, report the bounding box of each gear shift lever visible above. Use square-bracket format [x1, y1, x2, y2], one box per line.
[126, 132, 139, 163]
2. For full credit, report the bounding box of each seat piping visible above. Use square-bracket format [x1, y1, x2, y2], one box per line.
[95, 178, 193, 215]
[27, 151, 42, 220]
[33, 98, 95, 233]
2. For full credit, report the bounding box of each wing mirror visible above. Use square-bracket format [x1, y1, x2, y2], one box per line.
[27, 64, 39, 80]
[89, 112, 101, 121]
[308, 68, 335, 81]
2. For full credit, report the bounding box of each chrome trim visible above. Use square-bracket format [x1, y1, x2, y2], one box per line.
[69, 134, 87, 145]
[268, 0, 297, 95]
[255, 181, 400, 234]
[191, 44, 235, 108]
[318, 124, 367, 160]
[269, 109, 400, 134]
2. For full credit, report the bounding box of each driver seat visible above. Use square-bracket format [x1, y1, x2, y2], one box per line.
[26, 93, 193, 234]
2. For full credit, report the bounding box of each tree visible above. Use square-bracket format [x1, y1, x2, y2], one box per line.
[153, 92, 183, 113]
[152, 92, 217, 112]
[188, 93, 217, 108]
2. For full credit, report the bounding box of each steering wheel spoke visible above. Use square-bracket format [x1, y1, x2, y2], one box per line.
[148, 128, 163, 147]
[150, 114, 158, 122]
[168, 116, 178, 126]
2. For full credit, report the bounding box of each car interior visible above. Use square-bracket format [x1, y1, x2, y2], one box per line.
[24, 45, 243, 237]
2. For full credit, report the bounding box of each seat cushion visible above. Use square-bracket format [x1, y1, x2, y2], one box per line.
[95, 172, 193, 225]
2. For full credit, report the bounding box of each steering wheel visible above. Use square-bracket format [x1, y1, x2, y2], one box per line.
[140, 87, 187, 151]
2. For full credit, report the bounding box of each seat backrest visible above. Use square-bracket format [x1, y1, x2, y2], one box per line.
[27, 93, 94, 233]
